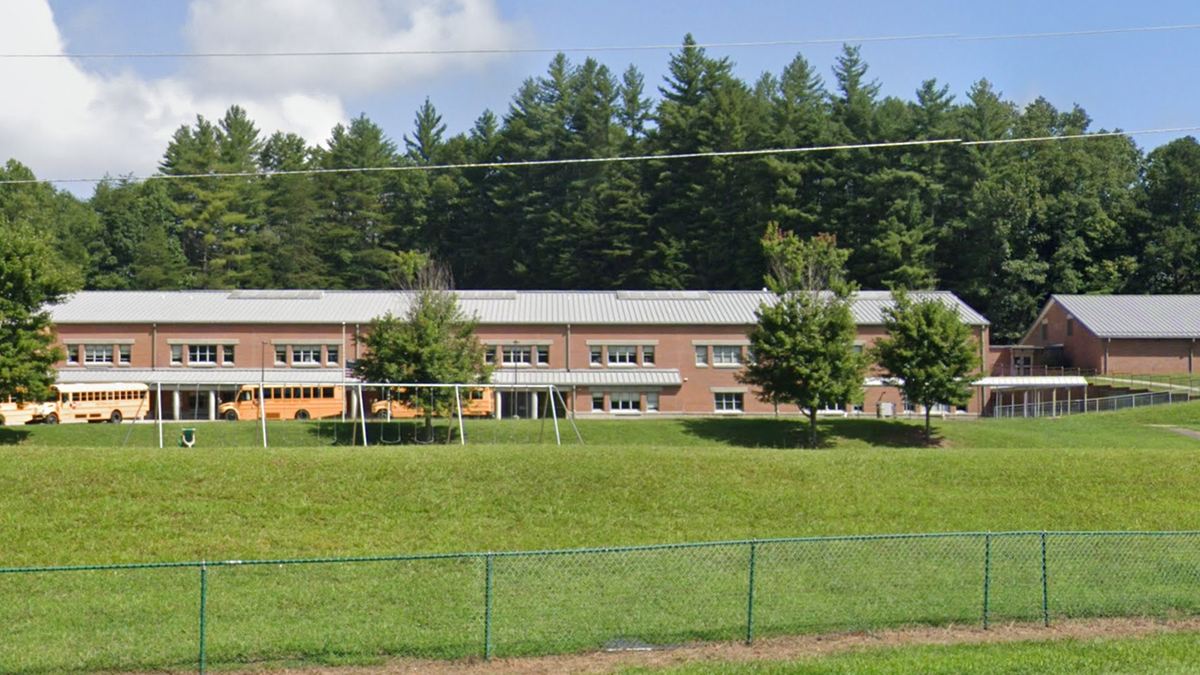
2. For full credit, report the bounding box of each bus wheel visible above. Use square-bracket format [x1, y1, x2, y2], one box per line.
[295, 409, 311, 421]
[223, 410, 239, 422]
[109, 410, 123, 424]
[45, 413, 59, 425]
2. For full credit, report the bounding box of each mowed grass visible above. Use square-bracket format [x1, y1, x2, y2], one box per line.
[4, 403, 1200, 672]
[619, 632, 1200, 674]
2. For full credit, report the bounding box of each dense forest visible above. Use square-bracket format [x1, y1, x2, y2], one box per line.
[1, 37, 1198, 340]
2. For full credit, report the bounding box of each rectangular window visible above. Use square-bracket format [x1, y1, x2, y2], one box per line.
[695, 345, 709, 366]
[1066, 319, 1074, 337]
[84, 345, 113, 365]
[65, 345, 79, 365]
[713, 346, 743, 366]
[1040, 323, 1048, 340]
[502, 346, 532, 365]
[645, 392, 659, 412]
[642, 345, 655, 366]
[326, 345, 339, 365]
[591, 392, 605, 411]
[714, 392, 744, 412]
[607, 346, 637, 365]
[590, 346, 603, 365]
[222, 345, 235, 365]
[536, 345, 550, 365]
[189, 345, 217, 365]
[170, 345, 183, 365]
[293, 345, 321, 365]
[275, 345, 288, 365]
[484, 348, 496, 365]
[118, 344, 131, 365]
[611, 392, 640, 411]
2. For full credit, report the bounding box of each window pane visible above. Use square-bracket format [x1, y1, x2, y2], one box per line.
[118, 345, 131, 365]
[293, 346, 321, 364]
[642, 346, 655, 365]
[222, 345, 235, 365]
[188, 345, 217, 364]
[715, 392, 744, 412]
[170, 345, 182, 365]
[275, 345, 288, 365]
[695, 345, 708, 366]
[590, 346, 603, 365]
[536, 346, 550, 365]
[645, 392, 659, 411]
[84, 345, 113, 364]
[713, 346, 743, 365]
[65, 345, 79, 365]
[485, 348, 496, 365]
[607, 346, 637, 365]
[591, 393, 604, 411]
[502, 346, 532, 365]
[326, 345, 339, 365]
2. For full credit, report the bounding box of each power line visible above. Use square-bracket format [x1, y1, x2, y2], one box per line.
[961, 23, 1200, 42]
[5, 128, 1199, 187]
[2, 21, 1199, 60]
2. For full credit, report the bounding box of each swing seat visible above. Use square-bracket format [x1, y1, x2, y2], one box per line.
[178, 428, 196, 448]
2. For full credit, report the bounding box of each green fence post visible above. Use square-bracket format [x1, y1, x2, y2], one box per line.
[199, 561, 207, 675]
[1041, 532, 1049, 627]
[982, 534, 991, 630]
[484, 554, 494, 661]
[745, 541, 757, 645]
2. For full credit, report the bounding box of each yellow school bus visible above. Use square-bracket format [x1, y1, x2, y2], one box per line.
[371, 387, 495, 419]
[0, 398, 38, 426]
[32, 383, 150, 424]
[218, 384, 345, 421]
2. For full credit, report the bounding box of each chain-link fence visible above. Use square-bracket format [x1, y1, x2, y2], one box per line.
[3, 532, 1199, 673]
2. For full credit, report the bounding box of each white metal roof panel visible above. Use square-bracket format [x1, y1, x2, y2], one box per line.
[55, 369, 352, 386]
[489, 369, 684, 387]
[48, 290, 988, 327]
[1053, 295, 1200, 339]
[973, 376, 1089, 388]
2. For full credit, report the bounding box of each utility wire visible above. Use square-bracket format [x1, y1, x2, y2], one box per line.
[1, 22, 1199, 59]
[5, 128, 1199, 186]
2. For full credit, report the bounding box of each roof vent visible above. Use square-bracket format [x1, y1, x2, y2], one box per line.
[228, 290, 325, 300]
[617, 291, 711, 301]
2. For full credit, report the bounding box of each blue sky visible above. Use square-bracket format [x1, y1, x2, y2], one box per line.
[7, 0, 1199, 193]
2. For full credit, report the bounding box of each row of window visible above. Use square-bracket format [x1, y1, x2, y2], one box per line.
[588, 391, 746, 413]
[485, 345, 551, 366]
[696, 345, 745, 367]
[65, 344, 131, 366]
[590, 345, 655, 366]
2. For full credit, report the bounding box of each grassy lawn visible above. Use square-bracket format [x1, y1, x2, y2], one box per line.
[3, 403, 1200, 672]
[619, 632, 1200, 674]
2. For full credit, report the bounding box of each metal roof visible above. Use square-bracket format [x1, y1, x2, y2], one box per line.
[1052, 295, 1200, 339]
[490, 369, 684, 387]
[49, 290, 988, 327]
[973, 376, 1090, 389]
[55, 369, 351, 387]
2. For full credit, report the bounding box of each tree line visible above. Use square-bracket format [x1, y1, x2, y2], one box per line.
[3, 37, 1200, 341]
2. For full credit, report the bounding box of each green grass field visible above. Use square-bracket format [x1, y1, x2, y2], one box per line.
[619, 632, 1200, 674]
[4, 403, 1200, 672]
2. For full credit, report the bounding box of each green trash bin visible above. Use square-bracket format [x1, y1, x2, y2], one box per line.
[179, 428, 196, 448]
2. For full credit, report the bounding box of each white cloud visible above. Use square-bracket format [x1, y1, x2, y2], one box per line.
[182, 0, 527, 96]
[0, 1, 522, 192]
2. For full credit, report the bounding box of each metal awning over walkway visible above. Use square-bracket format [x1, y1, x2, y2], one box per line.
[973, 376, 1089, 389]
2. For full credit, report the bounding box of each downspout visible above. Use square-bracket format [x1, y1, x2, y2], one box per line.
[1191, 339, 1195, 375]
[152, 323, 158, 371]
[1104, 338, 1110, 375]
[566, 323, 573, 412]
